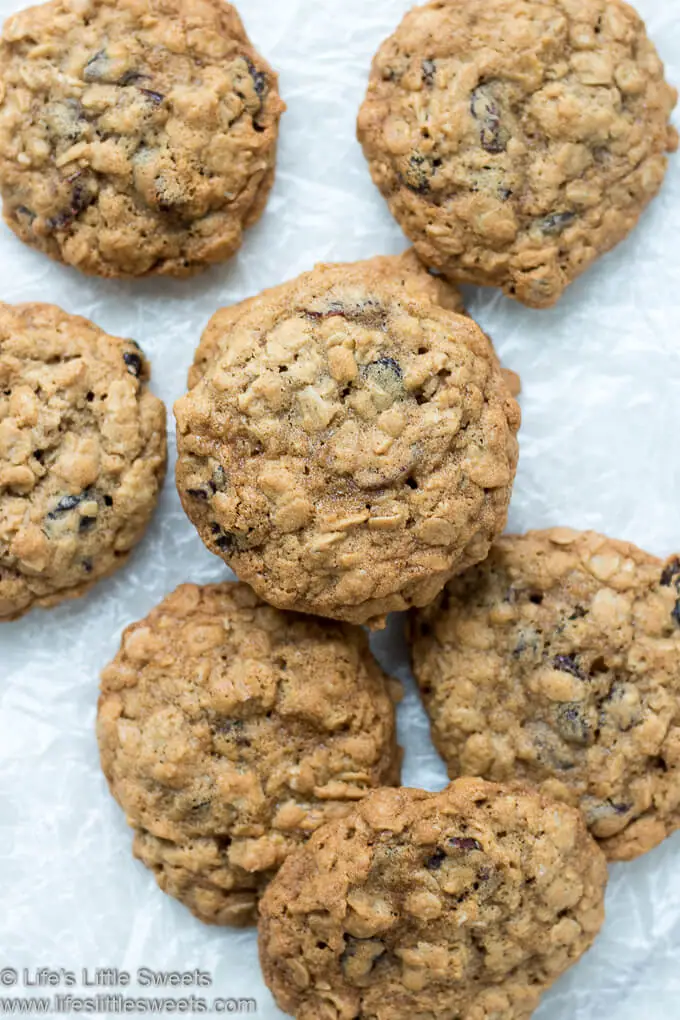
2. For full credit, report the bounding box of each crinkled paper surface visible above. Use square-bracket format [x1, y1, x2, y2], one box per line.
[1, 0, 680, 1016]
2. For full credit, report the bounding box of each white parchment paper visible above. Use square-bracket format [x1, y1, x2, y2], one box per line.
[1, 0, 680, 1016]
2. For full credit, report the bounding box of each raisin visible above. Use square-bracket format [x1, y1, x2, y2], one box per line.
[661, 558, 680, 586]
[306, 298, 385, 327]
[672, 600, 680, 627]
[422, 59, 436, 85]
[123, 351, 143, 377]
[470, 85, 509, 154]
[425, 848, 446, 870]
[47, 177, 97, 231]
[245, 58, 266, 98]
[139, 88, 164, 105]
[79, 516, 96, 533]
[82, 559, 93, 574]
[538, 211, 575, 235]
[15, 205, 36, 223]
[47, 493, 84, 519]
[553, 653, 585, 680]
[215, 533, 237, 552]
[187, 488, 209, 501]
[118, 70, 148, 86]
[449, 836, 483, 851]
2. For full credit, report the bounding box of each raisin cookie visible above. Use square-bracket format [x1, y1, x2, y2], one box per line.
[0, 0, 284, 277]
[97, 582, 400, 926]
[410, 528, 680, 861]
[357, 0, 678, 307]
[259, 779, 608, 1020]
[0, 303, 166, 621]
[175, 254, 520, 628]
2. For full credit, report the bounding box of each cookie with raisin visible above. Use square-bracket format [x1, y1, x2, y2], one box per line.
[97, 582, 400, 925]
[358, 0, 677, 307]
[175, 254, 520, 627]
[410, 528, 680, 861]
[0, 0, 284, 276]
[0, 302, 166, 620]
[259, 779, 607, 1019]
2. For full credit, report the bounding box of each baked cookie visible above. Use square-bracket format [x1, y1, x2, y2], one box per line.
[0, 0, 284, 277]
[410, 528, 680, 861]
[357, 0, 678, 308]
[259, 779, 608, 1020]
[97, 582, 400, 926]
[175, 253, 520, 628]
[0, 303, 166, 621]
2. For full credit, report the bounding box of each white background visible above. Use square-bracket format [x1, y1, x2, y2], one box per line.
[1, 0, 679, 1016]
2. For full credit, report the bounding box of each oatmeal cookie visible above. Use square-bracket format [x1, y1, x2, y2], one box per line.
[357, 0, 678, 307]
[0, 302, 166, 621]
[0, 0, 284, 277]
[259, 779, 607, 1020]
[97, 582, 400, 926]
[175, 254, 520, 628]
[410, 528, 680, 861]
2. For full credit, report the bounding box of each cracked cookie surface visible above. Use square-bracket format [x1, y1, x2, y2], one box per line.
[0, 302, 166, 621]
[357, 0, 678, 307]
[259, 778, 607, 1020]
[97, 582, 400, 926]
[410, 528, 680, 861]
[0, 0, 284, 277]
[175, 252, 520, 628]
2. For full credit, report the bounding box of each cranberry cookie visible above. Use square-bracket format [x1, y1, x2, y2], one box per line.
[357, 0, 678, 307]
[0, 0, 284, 277]
[259, 779, 607, 1019]
[97, 582, 400, 926]
[175, 253, 520, 627]
[0, 302, 166, 621]
[410, 528, 680, 861]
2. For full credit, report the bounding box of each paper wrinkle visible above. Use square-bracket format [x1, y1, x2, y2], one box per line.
[0, 0, 679, 1016]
